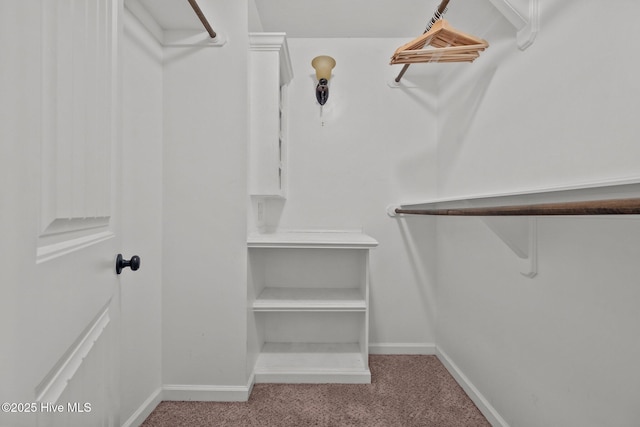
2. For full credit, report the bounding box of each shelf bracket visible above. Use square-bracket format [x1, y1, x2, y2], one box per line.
[488, 0, 539, 50]
[388, 204, 538, 278]
[482, 217, 538, 278]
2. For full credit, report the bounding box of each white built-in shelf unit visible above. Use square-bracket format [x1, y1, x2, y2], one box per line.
[248, 231, 378, 384]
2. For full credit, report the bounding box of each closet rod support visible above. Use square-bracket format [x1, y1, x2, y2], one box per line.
[394, 0, 451, 83]
[187, 0, 217, 39]
[520, 218, 537, 278]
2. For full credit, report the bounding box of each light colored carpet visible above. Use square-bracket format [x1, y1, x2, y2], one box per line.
[142, 355, 490, 426]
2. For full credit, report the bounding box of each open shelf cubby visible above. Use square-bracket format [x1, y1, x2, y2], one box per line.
[248, 231, 378, 384]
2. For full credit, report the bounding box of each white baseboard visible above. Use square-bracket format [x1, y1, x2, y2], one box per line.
[435, 347, 509, 427]
[163, 384, 251, 402]
[120, 377, 255, 426]
[254, 370, 371, 384]
[163, 375, 254, 402]
[369, 342, 437, 355]
[121, 387, 163, 427]
[121, 349, 507, 427]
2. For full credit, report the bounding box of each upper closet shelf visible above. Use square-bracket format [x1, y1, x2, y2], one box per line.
[387, 178, 640, 217]
[248, 231, 379, 249]
[125, 0, 226, 47]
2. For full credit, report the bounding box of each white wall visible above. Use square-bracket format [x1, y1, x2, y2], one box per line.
[438, 1, 640, 196]
[0, 4, 44, 424]
[162, 0, 250, 389]
[120, 7, 163, 421]
[436, 1, 640, 425]
[272, 38, 440, 351]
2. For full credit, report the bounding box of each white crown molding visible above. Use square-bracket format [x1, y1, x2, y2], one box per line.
[249, 32, 293, 85]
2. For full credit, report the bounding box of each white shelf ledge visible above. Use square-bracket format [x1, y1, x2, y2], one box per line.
[253, 288, 366, 312]
[254, 342, 370, 384]
[388, 178, 640, 278]
[248, 230, 378, 249]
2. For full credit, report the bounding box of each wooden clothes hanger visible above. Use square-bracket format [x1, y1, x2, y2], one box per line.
[390, 19, 489, 65]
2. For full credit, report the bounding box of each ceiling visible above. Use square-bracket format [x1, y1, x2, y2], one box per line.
[253, 0, 498, 38]
[135, 0, 501, 39]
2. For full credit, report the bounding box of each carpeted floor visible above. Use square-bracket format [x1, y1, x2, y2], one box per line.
[141, 355, 490, 426]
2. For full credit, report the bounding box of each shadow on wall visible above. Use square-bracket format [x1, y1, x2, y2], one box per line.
[393, 215, 438, 327]
[439, 65, 498, 155]
[436, 62, 498, 193]
[391, 75, 439, 113]
[435, 7, 520, 176]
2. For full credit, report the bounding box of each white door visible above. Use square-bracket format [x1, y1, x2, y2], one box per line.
[1, 1, 128, 426]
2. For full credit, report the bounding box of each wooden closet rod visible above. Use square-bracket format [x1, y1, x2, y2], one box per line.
[187, 0, 217, 39]
[394, 198, 640, 216]
[395, 0, 451, 83]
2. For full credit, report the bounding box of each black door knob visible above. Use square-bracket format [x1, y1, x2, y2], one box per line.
[116, 254, 141, 274]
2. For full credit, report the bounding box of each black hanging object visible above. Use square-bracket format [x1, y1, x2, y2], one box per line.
[316, 78, 329, 105]
[116, 254, 141, 274]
